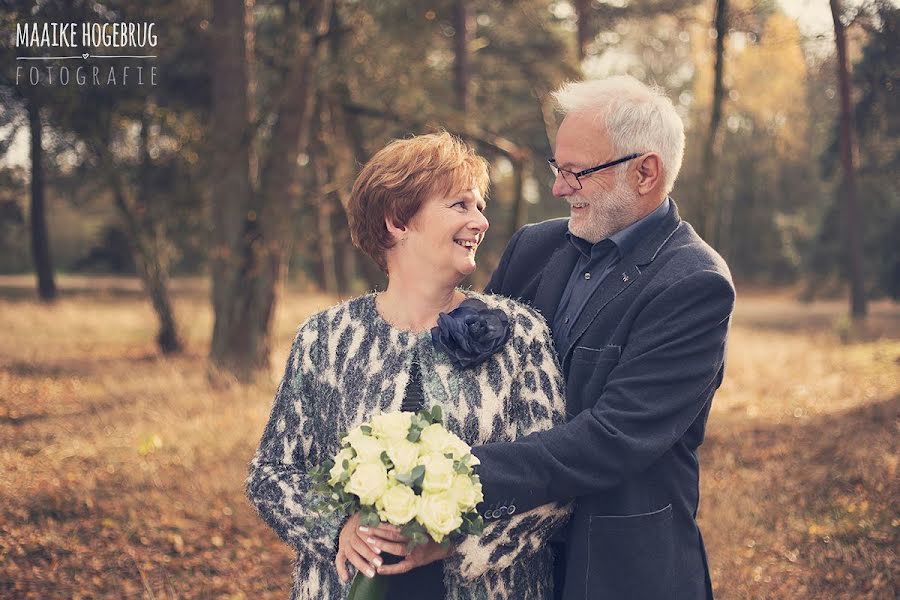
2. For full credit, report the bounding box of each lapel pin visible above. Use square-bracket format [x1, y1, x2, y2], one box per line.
[622, 273, 630, 283]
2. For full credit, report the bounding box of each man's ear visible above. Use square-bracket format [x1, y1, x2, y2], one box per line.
[385, 217, 407, 242]
[635, 153, 662, 196]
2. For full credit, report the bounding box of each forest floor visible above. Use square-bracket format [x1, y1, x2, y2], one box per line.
[0, 275, 897, 599]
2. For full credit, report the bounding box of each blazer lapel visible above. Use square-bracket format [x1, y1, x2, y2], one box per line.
[561, 200, 684, 363]
[533, 242, 580, 329]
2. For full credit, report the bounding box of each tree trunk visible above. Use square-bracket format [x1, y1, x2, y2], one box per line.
[829, 0, 867, 319]
[574, 0, 591, 63]
[209, 0, 257, 375]
[27, 97, 56, 301]
[135, 105, 182, 354]
[453, 0, 472, 116]
[209, 0, 332, 379]
[320, 94, 356, 296]
[318, 196, 339, 296]
[110, 178, 182, 355]
[509, 158, 527, 237]
[701, 0, 728, 245]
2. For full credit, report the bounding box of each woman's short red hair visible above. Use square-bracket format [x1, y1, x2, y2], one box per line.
[348, 132, 489, 272]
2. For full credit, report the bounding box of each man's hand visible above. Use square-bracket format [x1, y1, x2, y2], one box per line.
[335, 513, 382, 584]
[362, 523, 453, 575]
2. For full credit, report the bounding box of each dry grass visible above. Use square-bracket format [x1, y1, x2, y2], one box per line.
[0, 276, 896, 599]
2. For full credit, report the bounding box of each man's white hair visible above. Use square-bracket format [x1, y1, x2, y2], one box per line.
[553, 76, 685, 194]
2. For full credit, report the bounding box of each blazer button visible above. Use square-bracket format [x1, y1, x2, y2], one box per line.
[492, 510, 501, 519]
[508, 504, 516, 515]
[498, 506, 507, 516]
[483, 511, 492, 520]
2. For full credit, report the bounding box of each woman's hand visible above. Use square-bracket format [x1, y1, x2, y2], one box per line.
[335, 513, 382, 584]
[362, 523, 453, 575]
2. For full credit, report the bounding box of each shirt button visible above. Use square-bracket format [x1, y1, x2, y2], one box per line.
[584, 272, 591, 280]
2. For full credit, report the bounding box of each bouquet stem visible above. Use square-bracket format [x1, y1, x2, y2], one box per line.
[347, 571, 388, 600]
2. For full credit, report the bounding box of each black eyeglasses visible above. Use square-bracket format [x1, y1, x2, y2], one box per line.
[548, 153, 644, 190]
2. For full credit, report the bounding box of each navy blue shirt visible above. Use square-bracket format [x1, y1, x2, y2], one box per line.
[553, 198, 671, 349]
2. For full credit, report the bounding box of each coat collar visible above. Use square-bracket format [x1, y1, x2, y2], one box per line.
[533, 242, 580, 327]
[558, 199, 683, 363]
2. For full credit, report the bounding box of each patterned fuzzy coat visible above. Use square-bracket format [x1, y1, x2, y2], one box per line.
[246, 290, 571, 599]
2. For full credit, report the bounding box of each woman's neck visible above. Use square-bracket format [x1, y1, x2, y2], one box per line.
[376, 278, 465, 332]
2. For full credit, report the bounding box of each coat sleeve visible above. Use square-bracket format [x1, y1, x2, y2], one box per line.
[471, 269, 735, 513]
[245, 321, 343, 562]
[445, 309, 572, 581]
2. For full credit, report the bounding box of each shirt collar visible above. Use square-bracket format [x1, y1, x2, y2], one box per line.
[567, 197, 670, 259]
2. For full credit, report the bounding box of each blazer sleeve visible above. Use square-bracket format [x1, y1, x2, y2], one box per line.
[472, 269, 736, 513]
[445, 309, 572, 581]
[245, 321, 343, 562]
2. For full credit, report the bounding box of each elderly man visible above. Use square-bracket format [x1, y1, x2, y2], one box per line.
[472, 76, 735, 599]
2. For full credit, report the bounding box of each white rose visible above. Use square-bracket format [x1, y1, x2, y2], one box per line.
[376, 483, 419, 526]
[445, 432, 474, 460]
[348, 431, 386, 463]
[343, 425, 366, 446]
[345, 461, 389, 505]
[328, 447, 357, 486]
[448, 474, 483, 512]
[419, 452, 455, 494]
[419, 424, 455, 456]
[371, 412, 413, 441]
[416, 491, 463, 543]
[385, 439, 420, 476]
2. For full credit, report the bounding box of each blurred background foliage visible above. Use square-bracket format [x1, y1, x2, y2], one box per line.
[0, 0, 897, 376]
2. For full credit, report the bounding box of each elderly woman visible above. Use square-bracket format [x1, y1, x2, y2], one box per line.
[246, 132, 570, 599]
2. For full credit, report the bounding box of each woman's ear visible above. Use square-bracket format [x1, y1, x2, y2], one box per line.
[385, 217, 407, 243]
[635, 153, 662, 195]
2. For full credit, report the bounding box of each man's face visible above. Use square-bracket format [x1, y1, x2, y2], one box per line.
[552, 111, 643, 243]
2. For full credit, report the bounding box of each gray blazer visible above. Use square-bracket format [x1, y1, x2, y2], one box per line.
[474, 200, 735, 599]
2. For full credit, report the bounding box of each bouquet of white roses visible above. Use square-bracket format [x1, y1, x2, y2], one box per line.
[308, 405, 485, 596]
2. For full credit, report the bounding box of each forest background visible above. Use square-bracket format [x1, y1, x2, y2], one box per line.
[0, 0, 897, 598]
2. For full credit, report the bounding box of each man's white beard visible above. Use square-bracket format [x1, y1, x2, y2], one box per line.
[569, 171, 640, 243]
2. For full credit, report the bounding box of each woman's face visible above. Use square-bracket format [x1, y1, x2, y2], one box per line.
[399, 186, 489, 282]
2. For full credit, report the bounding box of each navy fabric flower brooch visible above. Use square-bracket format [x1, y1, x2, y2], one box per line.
[431, 298, 511, 369]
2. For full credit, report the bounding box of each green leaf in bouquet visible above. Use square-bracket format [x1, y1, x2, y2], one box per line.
[409, 464, 425, 488]
[360, 506, 381, 527]
[400, 520, 427, 538]
[360, 425, 372, 435]
[453, 454, 474, 475]
[406, 427, 422, 443]
[400, 521, 430, 552]
[406, 531, 429, 552]
[461, 512, 485, 536]
[380, 451, 394, 469]
[430, 405, 443, 424]
[392, 465, 425, 488]
[413, 411, 431, 428]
